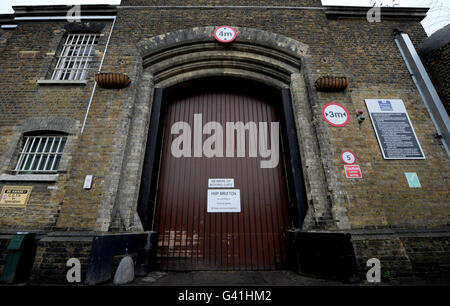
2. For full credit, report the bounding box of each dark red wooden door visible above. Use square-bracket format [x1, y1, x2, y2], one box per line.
[153, 81, 290, 271]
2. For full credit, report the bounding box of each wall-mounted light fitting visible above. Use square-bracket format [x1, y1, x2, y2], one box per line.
[356, 110, 365, 124]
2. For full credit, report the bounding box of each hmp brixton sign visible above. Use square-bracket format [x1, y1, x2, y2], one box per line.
[0, 186, 32, 208]
[207, 189, 241, 213]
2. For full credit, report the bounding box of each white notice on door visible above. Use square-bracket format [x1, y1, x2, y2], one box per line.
[208, 178, 234, 188]
[207, 189, 240, 213]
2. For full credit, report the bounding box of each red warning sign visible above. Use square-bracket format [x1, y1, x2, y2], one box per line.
[344, 165, 362, 178]
[322, 103, 350, 127]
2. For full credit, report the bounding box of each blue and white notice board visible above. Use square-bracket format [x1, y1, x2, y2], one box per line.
[365, 99, 425, 159]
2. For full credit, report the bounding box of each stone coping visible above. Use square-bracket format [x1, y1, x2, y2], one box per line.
[0, 174, 58, 182]
[12, 5, 117, 18]
[37, 80, 88, 86]
[324, 6, 428, 20]
[290, 228, 450, 238]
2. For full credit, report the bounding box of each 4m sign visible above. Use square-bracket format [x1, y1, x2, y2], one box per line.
[214, 26, 237, 43]
[322, 103, 350, 127]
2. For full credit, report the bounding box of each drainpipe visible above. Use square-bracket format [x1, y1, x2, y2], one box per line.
[394, 28, 450, 157]
[81, 16, 117, 134]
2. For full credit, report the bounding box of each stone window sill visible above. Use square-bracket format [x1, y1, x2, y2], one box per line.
[0, 174, 58, 182]
[37, 80, 88, 86]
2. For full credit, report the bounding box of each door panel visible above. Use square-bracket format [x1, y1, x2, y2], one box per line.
[153, 81, 290, 271]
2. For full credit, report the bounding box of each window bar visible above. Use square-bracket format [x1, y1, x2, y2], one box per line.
[36, 137, 49, 171]
[72, 35, 84, 80]
[14, 137, 30, 172]
[51, 34, 99, 81]
[81, 34, 96, 80]
[61, 34, 80, 80]
[75, 34, 90, 80]
[49, 138, 63, 171]
[63, 34, 79, 80]
[76, 34, 91, 80]
[51, 35, 71, 80]
[55, 35, 76, 80]
[78, 34, 89, 80]
[19, 137, 36, 172]
[71, 34, 86, 80]
[27, 137, 42, 171]
[77, 35, 92, 79]
[54, 35, 74, 80]
[83, 34, 94, 78]
[42, 137, 56, 171]
[85, 34, 96, 77]
[54, 46, 68, 80]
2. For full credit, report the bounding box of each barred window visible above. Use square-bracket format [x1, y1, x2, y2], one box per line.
[14, 134, 67, 174]
[51, 33, 99, 81]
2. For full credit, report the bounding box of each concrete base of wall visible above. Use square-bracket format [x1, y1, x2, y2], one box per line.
[1, 229, 449, 284]
[287, 228, 450, 283]
[0, 231, 157, 285]
[31, 233, 93, 284]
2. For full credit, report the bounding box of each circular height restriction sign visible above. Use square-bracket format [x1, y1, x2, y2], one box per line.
[341, 151, 356, 165]
[214, 26, 237, 43]
[322, 103, 350, 127]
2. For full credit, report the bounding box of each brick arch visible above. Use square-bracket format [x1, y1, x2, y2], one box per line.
[18, 117, 78, 134]
[105, 27, 350, 234]
[0, 117, 79, 174]
[137, 26, 309, 88]
[137, 26, 309, 60]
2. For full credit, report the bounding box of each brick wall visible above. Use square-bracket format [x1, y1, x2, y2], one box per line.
[0, 1, 448, 282]
[0, 235, 11, 277]
[30, 235, 92, 284]
[402, 235, 450, 274]
[0, 21, 112, 231]
[287, 229, 450, 281]
[0, 0, 444, 233]
[120, 0, 321, 5]
[0, 183, 60, 230]
[352, 231, 450, 280]
[102, 1, 445, 232]
[352, 235, 413, 279]
[421, 44, 450, 115]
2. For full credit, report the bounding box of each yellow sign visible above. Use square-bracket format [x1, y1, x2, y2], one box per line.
[0, 186, 32, 208]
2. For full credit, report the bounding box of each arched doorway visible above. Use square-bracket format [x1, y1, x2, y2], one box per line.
[153, 77, 290, 270]
[115, 27, 345, 272]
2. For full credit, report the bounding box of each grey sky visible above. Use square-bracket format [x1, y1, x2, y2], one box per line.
[0, 0, 448, 36]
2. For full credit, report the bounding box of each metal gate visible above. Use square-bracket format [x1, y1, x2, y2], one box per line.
[153, 80, 290, 270]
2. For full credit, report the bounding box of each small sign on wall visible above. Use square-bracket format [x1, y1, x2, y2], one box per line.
[344, 165, 362, 178]
[84, 175, 93, 190]
[365, 99, 425, 159]
[207, 189, 241, 213]
[341, 151, 356, 165]
[0, 186, 32, 208]
[208, 178, 234, 188]
[214, 25, 237, 43]
[322, 103, 350, 127]
[405, 172, 421, 188]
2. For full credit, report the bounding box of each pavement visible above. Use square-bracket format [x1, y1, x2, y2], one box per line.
[3, 270, 449, 286]
[134, 270, 344, 286]
[132, 270, 450, 286]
